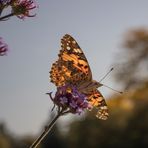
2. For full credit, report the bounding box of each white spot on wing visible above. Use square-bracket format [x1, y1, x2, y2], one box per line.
[67, 46, 71, 50]
[72, 40, 76, 44]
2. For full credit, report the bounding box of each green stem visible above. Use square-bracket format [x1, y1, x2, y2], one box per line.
[29, 111, 63, 148]
[0, 13, 14, 21]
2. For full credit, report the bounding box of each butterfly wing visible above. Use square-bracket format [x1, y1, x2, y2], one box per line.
[50, 34, 92, 86]
[87, 89, 109, 120]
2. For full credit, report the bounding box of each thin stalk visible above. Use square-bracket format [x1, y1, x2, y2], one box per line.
[29, 110, 63, 148]
[0, 13, 14, 21]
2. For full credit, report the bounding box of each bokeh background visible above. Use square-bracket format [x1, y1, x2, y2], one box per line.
[1, 0, 148, 147]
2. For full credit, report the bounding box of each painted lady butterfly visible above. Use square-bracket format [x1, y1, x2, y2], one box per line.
[50, 34, 109, 120]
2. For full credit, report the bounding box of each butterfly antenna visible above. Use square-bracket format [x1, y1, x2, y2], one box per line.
[102, 84, 123, 94]
[99, 67, 123, 94]
[99, 67, 114, 83]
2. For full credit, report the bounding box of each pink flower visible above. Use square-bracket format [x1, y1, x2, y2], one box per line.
[0, 37, 8, 56]
[11, 0, 37, 19]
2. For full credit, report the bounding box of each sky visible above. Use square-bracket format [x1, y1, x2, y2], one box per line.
[1, 0, 148, 136]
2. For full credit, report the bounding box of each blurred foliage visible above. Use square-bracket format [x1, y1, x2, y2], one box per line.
[1, 82, 148, 148]
[114, 28, 148, 89]
[66, 81, 148, 148]
[0, 121, 65, 148]
[0, 123, 28, 148]
[0, 114, 66, 148]
[1, 28, 148, 148]
[40, 123, 66, 148]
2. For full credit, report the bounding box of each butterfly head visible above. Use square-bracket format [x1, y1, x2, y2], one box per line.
[92, 80, 103, 88]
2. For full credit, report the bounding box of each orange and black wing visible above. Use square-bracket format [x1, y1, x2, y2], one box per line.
[87, 89, 109, 120]
[50, 34, 92, 86]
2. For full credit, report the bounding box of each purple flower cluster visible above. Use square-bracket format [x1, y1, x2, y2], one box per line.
[0, 0, 37, 20]
[0, 0, 11, 5]
[53, 84, 91, 114]
[11, 0, 37, 19]
[0, 37, 8, 56]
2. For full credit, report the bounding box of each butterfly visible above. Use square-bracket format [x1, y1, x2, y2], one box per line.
[50, 34, 109, 120]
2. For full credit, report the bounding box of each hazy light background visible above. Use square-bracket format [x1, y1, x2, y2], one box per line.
[0, 0, 148, 136]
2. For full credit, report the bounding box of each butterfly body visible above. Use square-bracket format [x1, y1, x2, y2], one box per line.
[50, 34, 109, 120]
[77, 80, 103, 94]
